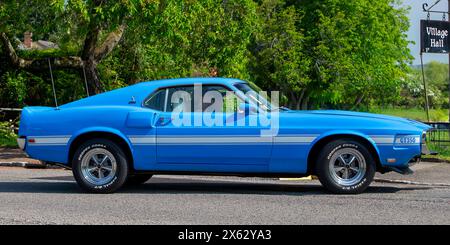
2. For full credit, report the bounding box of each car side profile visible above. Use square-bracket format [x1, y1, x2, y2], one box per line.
[17, 78, 431, 194]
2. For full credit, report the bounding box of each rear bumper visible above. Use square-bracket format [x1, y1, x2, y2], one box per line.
[16, 137, 25, 150]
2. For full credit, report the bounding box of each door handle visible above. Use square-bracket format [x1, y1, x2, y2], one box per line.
[157, 116, 172, 126]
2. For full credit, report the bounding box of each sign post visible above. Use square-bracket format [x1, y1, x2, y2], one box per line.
[421, 0, 450, 122]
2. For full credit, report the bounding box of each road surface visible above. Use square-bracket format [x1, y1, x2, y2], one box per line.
[0, 162, 449, 225]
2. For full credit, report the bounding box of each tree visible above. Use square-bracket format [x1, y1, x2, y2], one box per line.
[115, 0, 258, 81]
[0, 0, 158, 95]
[0, 0, 415, 110]
[401, 62, 449, 109]
[251, 0, 311, 109]
[296, 0, 413, 109]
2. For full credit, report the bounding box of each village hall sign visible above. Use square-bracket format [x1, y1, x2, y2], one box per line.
[421, 19, 450, 53]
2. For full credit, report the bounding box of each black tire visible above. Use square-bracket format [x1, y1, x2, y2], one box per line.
[72, 138, 128, 193]
[125, 174, 153, 185]
[315, 139, 376, 194]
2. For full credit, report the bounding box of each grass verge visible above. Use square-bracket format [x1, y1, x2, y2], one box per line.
[423, 144, 450, 162]
[369, 107, 448, 122]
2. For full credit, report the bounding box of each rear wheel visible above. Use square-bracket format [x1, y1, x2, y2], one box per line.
[125, 174, 153, 185]
[72, 139, 128, 193]
[315, 139, 375, 194]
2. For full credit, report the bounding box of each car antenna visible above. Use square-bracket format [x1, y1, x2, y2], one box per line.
[47, 58, 59, 109]
[82, 64, 90, 97]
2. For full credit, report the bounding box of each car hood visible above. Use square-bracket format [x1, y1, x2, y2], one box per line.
[286, 109, 432, 131]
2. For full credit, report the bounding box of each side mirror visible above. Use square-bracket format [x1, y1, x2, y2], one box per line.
[238, 102, 258, 115]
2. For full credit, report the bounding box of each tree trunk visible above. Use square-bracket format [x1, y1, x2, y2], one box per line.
[83, 59, 102, 95]
[295, 89, 306, 110]
[301, 95, 310, 110]
[288, 91, 297, 109]
[352, 94, 365, 110]
[81, 24, 126, 94]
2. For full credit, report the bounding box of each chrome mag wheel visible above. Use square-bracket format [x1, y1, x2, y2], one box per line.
[80, 148, 117, 186]
[328, 148, 367, 186]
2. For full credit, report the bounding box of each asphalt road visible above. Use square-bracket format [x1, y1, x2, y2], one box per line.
[0, 163, 449, 225]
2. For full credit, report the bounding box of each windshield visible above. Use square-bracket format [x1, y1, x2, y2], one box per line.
[234, 83, 274, 111]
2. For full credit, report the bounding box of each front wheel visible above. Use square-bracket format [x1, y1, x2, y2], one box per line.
[315, 139, 376, 194]
[72, 139, 128, 193]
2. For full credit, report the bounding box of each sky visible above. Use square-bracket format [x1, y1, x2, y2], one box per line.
[405, 0, 449, 64]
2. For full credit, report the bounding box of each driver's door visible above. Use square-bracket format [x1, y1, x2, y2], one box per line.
[154, 84, 272, 172]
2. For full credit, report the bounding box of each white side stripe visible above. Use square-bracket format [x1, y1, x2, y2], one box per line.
[28, 136, 71, 146]
[128, 135, 317, 145]
[129, 137, 156, 144]
[274, 136, 317, 143]
[369, 135, 394, 145]
[157, 136, 272, 144]
[370, 135, 421, 146]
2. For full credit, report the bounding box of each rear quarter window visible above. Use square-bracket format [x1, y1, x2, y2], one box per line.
[144, 89, 166, 111]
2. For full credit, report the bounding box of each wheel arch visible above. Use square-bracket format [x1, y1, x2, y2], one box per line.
[307, 132, 382, 175]
[68, 127, 134, 170]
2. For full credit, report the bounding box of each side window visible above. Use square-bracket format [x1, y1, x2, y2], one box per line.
[166, 86, 195, 112]
[144, 84, 242, 112]
[144, 89, 166, 111]
[203, 85, 241, 112]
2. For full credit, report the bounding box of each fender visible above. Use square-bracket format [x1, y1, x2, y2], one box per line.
[67, 127, 134, 162]
[309, 129, 381, 160]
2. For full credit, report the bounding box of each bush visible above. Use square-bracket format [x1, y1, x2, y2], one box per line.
[0, 71, 27, 108]
[0, 120, 17, 147]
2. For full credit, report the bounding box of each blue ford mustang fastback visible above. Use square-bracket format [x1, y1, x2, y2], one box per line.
[17, 78, 431, 194]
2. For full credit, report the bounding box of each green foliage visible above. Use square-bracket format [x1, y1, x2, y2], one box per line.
[0, 0, 427, 114]
[0, 69, 85, 108]
[52, 70, 86, 104]
[0, 71, 27, 108]
[400, 62, 449, 110]
[250, 0, 311, 109]
[423, 62, 449, 109]
[17, 48, 78, 59]
[99, 0, 259, 85]
[297, 0, 413, 109]
[0, 120, 17, 147]
[0, 0, 59, 38]
[426, 144, 450, 161]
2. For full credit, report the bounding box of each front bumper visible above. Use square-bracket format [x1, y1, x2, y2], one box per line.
[421, 131, 437, 155]
[421, 141, 430, 155]
[382, 131, 433, 175]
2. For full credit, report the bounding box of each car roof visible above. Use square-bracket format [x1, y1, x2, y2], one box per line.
[133, 77, 246, 89]
[60, 77, 247, 108]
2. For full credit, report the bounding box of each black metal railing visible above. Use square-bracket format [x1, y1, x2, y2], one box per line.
[425, 122, 450, 147]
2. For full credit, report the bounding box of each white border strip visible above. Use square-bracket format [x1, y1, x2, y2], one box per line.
[28, 136, 71, 146]
[129, 135, 318, 145]
[369, 135, 394, 145]
[274, 136, 317, 143]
